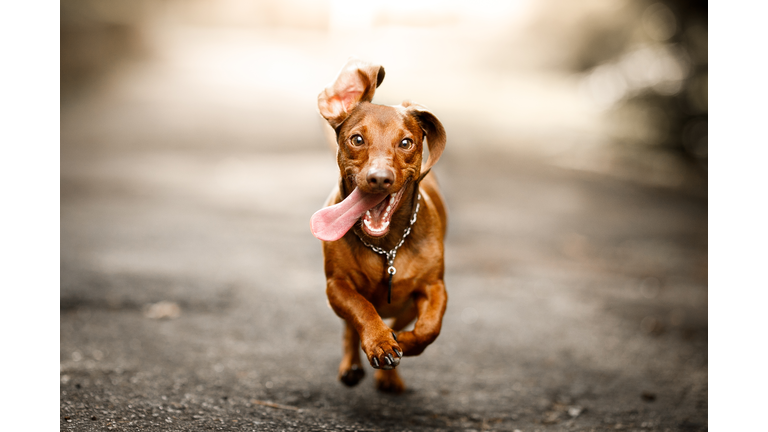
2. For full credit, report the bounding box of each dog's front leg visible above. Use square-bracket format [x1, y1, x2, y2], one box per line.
[326, 278, 403, 369]
[395, 280, 448, 356]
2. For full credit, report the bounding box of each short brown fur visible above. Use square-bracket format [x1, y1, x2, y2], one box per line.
[316, 59, 448, 393]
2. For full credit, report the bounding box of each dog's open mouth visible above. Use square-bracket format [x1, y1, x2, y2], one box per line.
[310, 184, 408, 242]
[361, 187, 406, 237]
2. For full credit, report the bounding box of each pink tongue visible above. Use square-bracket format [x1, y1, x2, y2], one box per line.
[310, 187, 387, 241]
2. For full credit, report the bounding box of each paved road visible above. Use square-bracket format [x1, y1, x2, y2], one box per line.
[60, 31, 707, 431]
[60, 144, 707, 432]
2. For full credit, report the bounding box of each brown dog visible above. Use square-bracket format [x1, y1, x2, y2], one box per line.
[310, 58, 448, 393]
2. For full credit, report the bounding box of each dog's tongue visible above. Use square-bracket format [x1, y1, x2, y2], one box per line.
[310, 187, 387, 241]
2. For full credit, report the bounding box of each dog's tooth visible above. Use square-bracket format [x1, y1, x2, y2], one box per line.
[386, 205, 391, 212]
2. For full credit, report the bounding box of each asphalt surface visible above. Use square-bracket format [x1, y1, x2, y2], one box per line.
[60, 34, 708, 432]
[60, 143, 707, 432]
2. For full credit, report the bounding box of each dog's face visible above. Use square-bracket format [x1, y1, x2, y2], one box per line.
[335, 102, 425, 237]
[337, 102, 424, 196]
[310, 58, 445, 241]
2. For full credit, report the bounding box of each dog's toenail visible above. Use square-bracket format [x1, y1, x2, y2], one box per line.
[384, 356, 392, 365]
[391, 332, 397, 341]
[394, 348, 402, 358]
[386, 354, 395, 365]
[372, 357, 379, 368]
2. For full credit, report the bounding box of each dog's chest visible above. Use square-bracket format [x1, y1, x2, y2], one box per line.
[353, 249, 432, 305]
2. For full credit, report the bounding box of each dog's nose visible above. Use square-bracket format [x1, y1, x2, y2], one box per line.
[367, 168, 394, 190]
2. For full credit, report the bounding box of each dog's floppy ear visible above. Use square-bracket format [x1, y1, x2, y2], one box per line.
[317, 58, 385, 129]
[403, 101, 446, 176]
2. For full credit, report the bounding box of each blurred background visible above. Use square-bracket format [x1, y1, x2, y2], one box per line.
[61, 1, 708, 430]
[61, 0, 707, 185]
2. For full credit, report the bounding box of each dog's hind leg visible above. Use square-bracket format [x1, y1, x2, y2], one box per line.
[338, 321, 365, 386]
[375, 368, 406, 394]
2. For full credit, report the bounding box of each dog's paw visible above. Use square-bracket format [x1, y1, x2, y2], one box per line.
[362, 330, 403, 370]
[339, 364, 365, 387]
[375, 369, 406, 394]
[391, 330, 427, 356]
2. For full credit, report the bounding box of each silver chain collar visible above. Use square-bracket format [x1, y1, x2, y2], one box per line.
[355, 192, 421, 302]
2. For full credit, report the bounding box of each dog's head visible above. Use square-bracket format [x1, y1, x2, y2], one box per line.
[311, 58, 446, 241]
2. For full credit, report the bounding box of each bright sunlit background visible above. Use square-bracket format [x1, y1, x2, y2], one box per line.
[62, 0, 707, 192]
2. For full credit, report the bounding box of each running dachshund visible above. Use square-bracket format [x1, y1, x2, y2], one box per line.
[311, 58, 448, 393]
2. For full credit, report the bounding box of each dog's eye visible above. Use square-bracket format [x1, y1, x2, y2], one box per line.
[350, 135, 364, 147]
[399, 138, 413, 150]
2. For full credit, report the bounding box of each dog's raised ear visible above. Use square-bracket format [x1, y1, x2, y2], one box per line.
[317, 58, 385, 129]
[403, 101, 446, 176]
